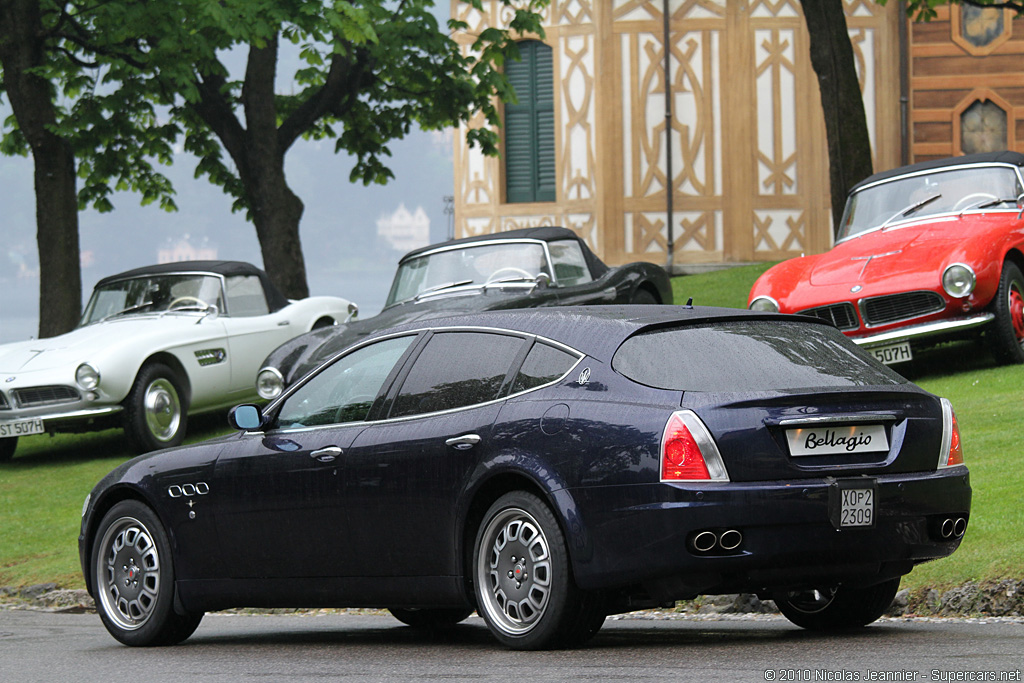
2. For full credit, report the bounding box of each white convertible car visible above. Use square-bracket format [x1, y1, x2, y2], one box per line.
[0, 261, 356, 460]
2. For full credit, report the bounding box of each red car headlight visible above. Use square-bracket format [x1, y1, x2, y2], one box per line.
[942, 264, 976, 299]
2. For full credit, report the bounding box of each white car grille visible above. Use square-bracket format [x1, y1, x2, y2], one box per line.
[11, 385, 81, 408]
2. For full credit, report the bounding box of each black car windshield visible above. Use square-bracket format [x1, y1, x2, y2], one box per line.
[612, 320, 906, 391]
[386, 242, 552, 306]
[80, 274, 225, 325]
[838, 165, 1024, 241]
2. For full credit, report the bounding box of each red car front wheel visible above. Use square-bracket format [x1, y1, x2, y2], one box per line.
[988, 262, 1024, 364]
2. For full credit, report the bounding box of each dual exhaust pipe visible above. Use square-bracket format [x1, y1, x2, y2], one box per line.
[690, 528, 743, 554]
[939, 516, 967, 539]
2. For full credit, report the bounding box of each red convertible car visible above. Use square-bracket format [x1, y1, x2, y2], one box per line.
[749, 151, 1024, 366]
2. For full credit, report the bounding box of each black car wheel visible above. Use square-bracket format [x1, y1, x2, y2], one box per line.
[775, 578, 900, 630]
[630, 288, 658, 305]
[123, 363, 187, 453]
[0, 437, 16, 462]
[91, 500, 203, 646]
[988, 262, 1024, 364]
[473, 491, 602, 649]
[388, 607, 474, 629]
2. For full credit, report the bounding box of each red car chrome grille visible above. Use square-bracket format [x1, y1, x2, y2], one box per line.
[11, 385, 81, 408]
[862, 291, 945, 326]
[798, 303, 859, 331]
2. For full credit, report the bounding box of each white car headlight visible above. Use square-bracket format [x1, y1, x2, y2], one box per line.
[75, 363, 100, 391]
[749, 296, 780, 313]
[942, 264, 976, 298]
[256, 367, 285, 400]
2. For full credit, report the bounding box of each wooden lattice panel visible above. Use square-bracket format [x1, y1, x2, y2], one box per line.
[451, 0, 900, 267]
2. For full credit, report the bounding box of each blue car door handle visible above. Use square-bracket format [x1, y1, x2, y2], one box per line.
[445, 434, 481, 450]
[310, 446, 342, 462]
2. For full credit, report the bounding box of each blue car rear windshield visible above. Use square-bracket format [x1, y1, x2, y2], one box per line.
[612, 320, 907, 391]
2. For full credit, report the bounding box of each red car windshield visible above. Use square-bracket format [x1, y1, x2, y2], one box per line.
[838, 165, 1024, 241]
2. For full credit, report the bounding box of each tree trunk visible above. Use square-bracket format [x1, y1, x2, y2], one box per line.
[244, 38, 308, 300]
[250, 165, 309, 300]
[800, 0, 874, 236]
[0, 0, 82, 338]
[191, 38, 311, 300]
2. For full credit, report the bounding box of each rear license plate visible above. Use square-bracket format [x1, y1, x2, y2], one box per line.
[828, 480, 876, 529]
[868, 341, 912, 365]
[786, 424, 889, 456]
[0, 418, 45, 438]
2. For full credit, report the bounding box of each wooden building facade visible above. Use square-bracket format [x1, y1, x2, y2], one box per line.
[451, 1, 1024, 269]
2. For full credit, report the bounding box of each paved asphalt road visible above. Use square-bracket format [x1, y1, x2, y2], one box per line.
[1, 610, 1022, 682]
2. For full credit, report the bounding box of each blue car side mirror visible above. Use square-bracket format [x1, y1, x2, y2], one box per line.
[229, 404, 263, 431]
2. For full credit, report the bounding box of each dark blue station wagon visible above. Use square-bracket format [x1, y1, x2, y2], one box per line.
[79, 306, 970, 649]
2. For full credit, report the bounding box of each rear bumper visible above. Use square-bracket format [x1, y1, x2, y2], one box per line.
[569, 466, 970, 597]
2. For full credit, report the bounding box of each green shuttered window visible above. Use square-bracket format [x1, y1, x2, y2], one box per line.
[505, 41, 556, 204]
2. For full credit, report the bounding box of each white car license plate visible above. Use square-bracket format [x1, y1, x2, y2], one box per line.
[839, 487, 874, 527]
[786, 424, 889, 457]
[0, 418, 45, 438]
[868, 341, 912, 365]
[829, 481, 876, 529]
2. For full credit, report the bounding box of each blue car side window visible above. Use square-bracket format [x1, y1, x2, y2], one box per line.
[276, 336, 415, 428]
[389, 332, 524, 418]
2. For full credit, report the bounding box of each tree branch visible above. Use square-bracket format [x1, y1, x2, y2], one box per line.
[277, 44, 375, 151]
[190, 69, 250, 180]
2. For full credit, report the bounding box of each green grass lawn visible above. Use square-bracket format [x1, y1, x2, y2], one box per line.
[0, 415, 232, 588]
[2, 267, 1021, 594]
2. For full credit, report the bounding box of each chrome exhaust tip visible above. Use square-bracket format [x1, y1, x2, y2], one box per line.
[718, 529, 743, 551]
[953, 517, 967, 537]
[940, 518, 955, 538]
[692, 531, 718, 553]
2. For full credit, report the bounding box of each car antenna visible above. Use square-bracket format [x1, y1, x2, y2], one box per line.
[685, 297, 693, 309]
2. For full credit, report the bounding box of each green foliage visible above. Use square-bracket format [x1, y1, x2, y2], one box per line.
[106, 0, 550, 206]
[3, 1, 549, 219]
[0, 1, 180, 214]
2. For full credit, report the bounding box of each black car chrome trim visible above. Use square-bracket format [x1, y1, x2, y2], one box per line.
[938, 397, 957, 469]
[775, 414, 898, 427]
[262, 325, 584, 433]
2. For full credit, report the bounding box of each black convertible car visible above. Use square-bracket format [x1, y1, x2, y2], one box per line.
[80, 306, 970, 649]
[255, 226, 672, 396]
